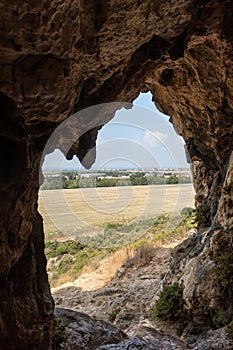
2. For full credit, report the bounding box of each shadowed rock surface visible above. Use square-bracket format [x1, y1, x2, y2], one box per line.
[1, 0, 233, 348]
[54, 307, 126, 350]
[55, 307, 233, 349]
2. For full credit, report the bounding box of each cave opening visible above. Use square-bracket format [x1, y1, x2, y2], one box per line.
[39, 92, 194, 295]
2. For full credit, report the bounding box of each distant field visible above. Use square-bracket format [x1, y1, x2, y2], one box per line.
[39, 184, 195, 239]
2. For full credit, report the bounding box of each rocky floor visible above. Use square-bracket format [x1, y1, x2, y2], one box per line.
[52, 241, 233, 349]
[53, 245, 171, 332]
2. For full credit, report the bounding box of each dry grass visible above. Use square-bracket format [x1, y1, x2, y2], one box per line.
[52, 248, 133, 291]
[130, 243, 157, 266]
[39, 184, 194, 237]
[80, 258, 101, 274]
[55, 272, 76, 286]
[48, 209, 196, 290]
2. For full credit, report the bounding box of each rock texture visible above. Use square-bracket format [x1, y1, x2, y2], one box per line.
[1, 0, 233, 348]
[55, 307, 192, 350]
[52, 237, 233, 349]
[52, 245, 172, 332]
[54, 307, 126, 350]
[54, 265, 233, 350]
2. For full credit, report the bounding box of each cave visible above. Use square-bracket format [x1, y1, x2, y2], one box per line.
[1, 0, 233, 348]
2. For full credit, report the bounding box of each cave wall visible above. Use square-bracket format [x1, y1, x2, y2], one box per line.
[0, 0, 233, 348]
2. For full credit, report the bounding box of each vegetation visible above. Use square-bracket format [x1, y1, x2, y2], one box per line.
[46, 240, 84, 259]
[151, 283, 185, 320]
[52, 320, 68, 350]
[45, 240, 112, 287]
[76, 208, 196, 248]
[40, 170, 192, 190]
[226, 321, 233, 337]
[212, 235, 233, 328]
[109, 306, 121, 322]
[215, 251, 233, 288]
[40, 181, 194, 237]
[212, 312, 230, 329]
[45, 209, 196, 287]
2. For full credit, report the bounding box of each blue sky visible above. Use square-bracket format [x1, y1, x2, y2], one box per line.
[43, 92, 189, 170]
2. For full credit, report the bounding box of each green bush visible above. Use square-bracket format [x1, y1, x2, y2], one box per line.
[212, 236, 233, 328]
[105, 222, 119, 230]
[53, 320, 68, 349]
[226, 321, 233, 337]
[181, 207, 195, 217]
[166, 175, 179, 184]
[45, 240, 109, 287]
[57, 255, 75, 274]
[212, 312, 230, 328]
[46, 210, 197, 287]
[109, 306, 121, 322]
[45, 240, 84, 259]
[151, 283, 185, 320]
[215, 252, 233, 288]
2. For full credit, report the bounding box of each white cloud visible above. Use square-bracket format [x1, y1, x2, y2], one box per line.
[143, 130, 168, 147]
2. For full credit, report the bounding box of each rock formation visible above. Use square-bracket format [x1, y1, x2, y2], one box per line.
[0, 0, 233, 348]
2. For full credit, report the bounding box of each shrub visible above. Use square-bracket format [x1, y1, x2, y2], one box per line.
[46, 210, 197, 287]
[109, 306, 121, 322]
[46, 240, 109, 287]
[215, 252, 233, 288]
[213, 247, 233, 324]
[151, 283, 185, 320]
[226, 321, 233, 337]
[45, 240, 84, 259]
[57, 255, 75, 274]
[53, 319, 68, 349]
[181, 207, 195, 217]
[212, 312, 230, 328]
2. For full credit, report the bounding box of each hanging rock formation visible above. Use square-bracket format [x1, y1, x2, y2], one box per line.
[0, 0, 233, 348]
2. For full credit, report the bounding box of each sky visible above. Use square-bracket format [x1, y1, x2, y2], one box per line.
[42, 92, 189, 170]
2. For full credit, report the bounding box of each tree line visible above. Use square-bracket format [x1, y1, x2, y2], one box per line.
[40, 171, 192, 190]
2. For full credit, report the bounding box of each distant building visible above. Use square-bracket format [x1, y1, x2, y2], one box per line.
[81, 173, 105, 178]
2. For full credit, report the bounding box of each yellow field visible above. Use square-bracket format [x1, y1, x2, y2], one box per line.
[39, 184, 195, 238]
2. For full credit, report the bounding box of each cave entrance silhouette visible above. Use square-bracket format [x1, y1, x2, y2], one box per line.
[39, 92, 194, 250]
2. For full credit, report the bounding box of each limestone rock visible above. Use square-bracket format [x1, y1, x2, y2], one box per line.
[166, 229, 233, 333]
[218, 151, 233, 230]
[55, 308, 233, 350]
[54, 307, 126, 350]
[52, 246, 171, 332]
[55, 308, 191, 350]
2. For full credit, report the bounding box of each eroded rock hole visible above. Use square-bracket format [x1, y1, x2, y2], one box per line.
[0, 136, 26, 184]
[159, 68, 174, 86]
